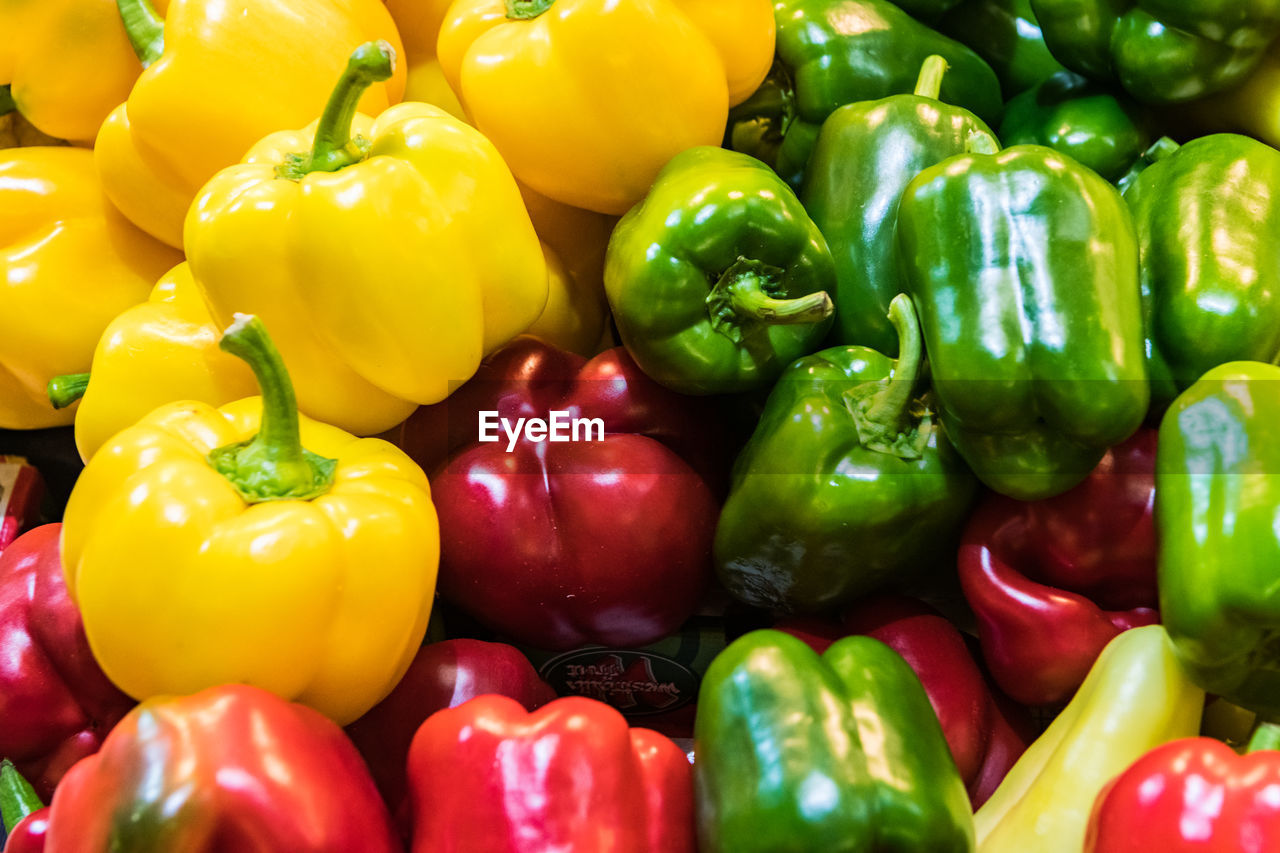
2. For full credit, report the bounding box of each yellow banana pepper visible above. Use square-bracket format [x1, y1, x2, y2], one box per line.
[383, 0, 467, 119]
[975, 625, 1205, 853]
[0, 147, 180, 431]
[61, 314, 440, 726]
[436, 0, 775, 214]
[95, 0, 405, 249]
[186, 43, 546, 430]
[49, 263, 257, 462]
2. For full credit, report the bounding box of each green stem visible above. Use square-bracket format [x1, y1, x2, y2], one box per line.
[275, 41, 394, 181]
[47, 373, 90, 410]
[115, 0, 165, 68]
[1117, 136, 1180, 195]
[1247, 722, 1280, 753]
[914, 55, 949, 101]
[0, 86, 15, 118]
[506, 0, 554, 19]
[0, 760, 43, 834]
[706, 258, 833, 343]
[845, 294, 930, 458]
[206, 315, 336, 503]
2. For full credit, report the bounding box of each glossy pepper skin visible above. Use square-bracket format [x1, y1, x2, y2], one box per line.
[1084, 725, 1280, 853]
[1185, 48, 1280, 149]
[959, 428, 1160, 706]
[727, 0, 1002, 190]
[38, 684, 401, 852]
[383, 0, 467, 119]
[801, 55, 999, 355]
[409, 695, 695, 853]
[976, 626, 1205, 853]
[696, 629, 974, 852]
[1158, 361, 1280, 719]
[887, 0, 963, 21]
[605, 146, 836, 395]
[939, 0, 1065, 97]
[1029, 0, 1280, 103]
[187, 43, 546, 434]
[898, 145, 1148, 501]
[0, 147, 180, 430]
[437, 0, 774, 215]
[61, 316, 440, 726]
[1122, 135, 1280, 407]
[1000, 71, 1151, 182]
[95, 0, 405, 249]
[398, 337, 722, 650]
[0, 525, 134, 803]
[715, 295, 977, 613]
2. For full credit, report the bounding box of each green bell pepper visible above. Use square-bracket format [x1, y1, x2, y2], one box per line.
[1030, 0, 1280, 103]
[1121, 134, 1280, 408]
[603, 146, 835, 395]
[802, 55, 999, 355]
[695, 629, 974, 853]
[714, 295, 977, 612]
[726, 0, 1003, 189]
[897, 145, 1148, 501]
[887, 0, 964, 22]
[1157, 361, 1280, 719]
[940, 0, 1066, 97]
[999, 71, 1152, 182]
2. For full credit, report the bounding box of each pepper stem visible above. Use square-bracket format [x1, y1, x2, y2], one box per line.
[1118, 136, 1180, 195]
[1248, 722, 1280, 753]
[706, 258, 833, 344]
[845, 294, 930, 459]
[506, 0, 554, 19]
[115, 0, 165, 68]
[206, 315, 336, 503]
[914, 55, 949, 101]
[47, 373, 90, 409]
[0, 86, 15, 118]
[275, 41, 395, 181]
[0, 760, 42, 834]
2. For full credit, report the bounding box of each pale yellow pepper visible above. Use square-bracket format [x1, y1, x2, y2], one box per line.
[383, 0, 468, 119]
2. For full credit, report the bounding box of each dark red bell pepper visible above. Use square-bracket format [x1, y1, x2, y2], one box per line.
[408, 694, 694, 853]
[1084, 724, 1280, 852]
[37, 684, 401, 852]
[958, 428, 1160, 706]
[397, 337, 723, 650]
[0, 524, 133, 801]
[1, 760, 47, 853]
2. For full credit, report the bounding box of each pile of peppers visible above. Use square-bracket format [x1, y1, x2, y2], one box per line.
[7, 0, 1280, 850]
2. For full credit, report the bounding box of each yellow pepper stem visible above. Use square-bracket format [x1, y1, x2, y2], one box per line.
[275, 41, 395, 181]
[115, 0, 165, 68]
[0, 87, 14, 117]
[47, 373, 90, 410]
[914, 55, 948, 101]
[207, 314, 336, 503]
[506, 0, 554, 19]
[1249, 722, 1280, 752]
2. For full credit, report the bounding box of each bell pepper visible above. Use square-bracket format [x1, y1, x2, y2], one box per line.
[801, 55, 998, 355]
[436, 0, 774, 215]
[187, 43, 547, 436]
[95, 0, 405, 249]
[727, 0, 1002, 189]
[0, 761, 47, 853]
[897, 144, 1149, 501]
[345, 639, 556, 831]
[939, 0, 1065, 97]
[408, 695, 695, 853]
[888, 0, 963, 21]
[0, 107, 64, 150]
[695, 629, 974, 852]
[48, 263, 256, 462]
[60, 315, 440, 726]
[605, 146, 835, 395]
[1158, 361, 1280, 719]
[383, 0, 467, 120]
[1121, 135, 1280, 409]
[975, 625, 1204, 853]
[999, 71, 1152, 182]
[959, 428, 1160, 706]
[0, 147, 180, 431]
[0, 525, 134, 802]
[397, 336, 721, 650]
[1029, 0, 1280, 103]
[36, 684, 401, 851]
[715, 294, 977, 612]
[1184, 47, 1280, 149]
[1084, 724, 1280, 852]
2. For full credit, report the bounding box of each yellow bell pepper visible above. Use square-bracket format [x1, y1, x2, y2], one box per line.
[49, 263, 257, 462]
[61, 314, 440, 726]
[436, 0, 775, 215]
[975, 625, 1205, 853]
[1184, 48, 1280, 148]
[384, 0, 467, 120]
[0, 146, 180, 431]
[186, 43, 546, 431]
[0, 110, 65, 149]
[95, 0, 405, 249]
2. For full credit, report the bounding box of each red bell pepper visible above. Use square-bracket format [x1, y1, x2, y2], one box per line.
[958, 428, 1160, 706]
[0, 524, 133, 800]
[37, 684, 401, 852]
[398, 337, 723, 649]
[1084, 724, 1280, 852]
[1, 760, 47, 853]
[407, 694, 695, 852]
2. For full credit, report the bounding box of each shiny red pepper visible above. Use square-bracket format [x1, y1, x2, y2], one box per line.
[408, 694, 695, 852]
[398, 337, 723, 649]
[1, 760, 47, 853]
[1085, 724, 1280, 852]
[958, 428, 1160, 706]
[0, 525, 133, 801]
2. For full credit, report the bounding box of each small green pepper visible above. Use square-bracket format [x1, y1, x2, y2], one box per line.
[940, 0, 1066, 97]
